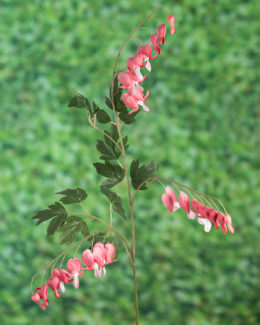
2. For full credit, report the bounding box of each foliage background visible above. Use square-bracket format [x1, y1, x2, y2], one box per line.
[0, 0, 259, 324]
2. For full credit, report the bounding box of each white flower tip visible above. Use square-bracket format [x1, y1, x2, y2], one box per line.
[146, 61, 151, 71]
[59, 282, 65, 293]
[173, 202, 181, 211]
[188, 211, 196, 220]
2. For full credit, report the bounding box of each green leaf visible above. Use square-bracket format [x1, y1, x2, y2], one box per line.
[68, 93, 90, 110]
[59, 229, 79, 245]
[33, 202, 68, 226]
[47, 215, 66, 236]
[101, 186, 127, 219]
[130, 159, 139, 179]
[92, 101, 99, 114]
[93, 162, 124, 181]
[56, 188, 87, 204]
[131, 160, 159, 190]
[119, 110, 139, 124]
[96, 108, 111, 124]
[105, 96, 113, 109]
[59, 216, 88, 244]
[80, 222, 90, 237]
[122, 135, 129, 151]
[96, 140, 114, 160]
[101, 178, 121, 188]
[110, 76, 119, 98]
[93, 162, 117, 178]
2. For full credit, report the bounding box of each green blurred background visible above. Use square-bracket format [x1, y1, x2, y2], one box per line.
[0, 0, 259, 324]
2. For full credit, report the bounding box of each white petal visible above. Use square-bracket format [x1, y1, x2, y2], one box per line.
[59, 281, 65, 293]
[204, 220, 212, 232]
[145, 60, 151, 71]
[188, 211, 196, 220]
[198, 217, 205, 225]
[138, 101, 150, 112]
[73, 274, 79, 289]
[173, 202, 181, 211]
[135, 67, 144, 81]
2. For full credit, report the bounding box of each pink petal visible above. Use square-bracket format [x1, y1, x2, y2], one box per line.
[178, 191, 190, 214]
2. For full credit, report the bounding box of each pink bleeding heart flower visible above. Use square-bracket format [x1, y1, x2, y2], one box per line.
[224, 214, 234, 234]
[122, 88, 149, 114]
[67, 258, 83, 289]
[191, 199, 204, 215]
[31, 292, 46, 311]
[117, 70, 145, 90]
[201, 206, 212, 219]
[126, 54, 146, 81]
[137, 43, 157, 71]
[217, 212, 228, 233]
[104, 243, 116, 264]
[209, 209, 221, 230]
[167, 14, 176, 34]
[52, 269, 72, 293]
[47, 276, 60, 298]
[198, 217, 212, 232]
[93, 243, 106, 279]
[36, 284, 49, 308]
[82, 248, 95, 271]
[158, 24, 167, 44]
[149, 33, 161, 55]
[178, 191, 196, 220]
[161, 186, 180, 213]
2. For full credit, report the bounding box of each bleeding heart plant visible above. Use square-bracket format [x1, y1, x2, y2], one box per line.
[31, 6, 234, 325]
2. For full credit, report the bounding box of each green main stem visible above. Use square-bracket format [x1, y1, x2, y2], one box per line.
[109, 7, 164, 324]
[116, 116, 139, 325]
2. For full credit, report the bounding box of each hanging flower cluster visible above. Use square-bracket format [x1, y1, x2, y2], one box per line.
[31, 243, 117, 310]
[162, 186, 234, 234]
[118, 14, 176, 114]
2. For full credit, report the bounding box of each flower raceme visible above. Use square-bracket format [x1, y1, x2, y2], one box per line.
[31, 243, 117, 310]
[117, 14, 176, 114]
[162, 187, 234, 234]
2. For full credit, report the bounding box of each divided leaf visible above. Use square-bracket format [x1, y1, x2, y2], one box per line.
[68, 93, 90, 111]
[56, 188, 88, 204]
[93, 162, 124, 181]
[101, 186, 127, 220]
[32, 202, 68, 225]
[96, 108, 111, 124]
[119, 110, 139, 124]
[96, 140, 116, 161]
[59, 216, 89, 245]
[131, 160, 159, 190]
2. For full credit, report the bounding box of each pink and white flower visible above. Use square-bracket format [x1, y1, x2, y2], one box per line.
[126, 54, 146, 81]
[161, 186, 180, 213]
[178, 191, 196, 220]
[117, 70, 146, 91]
[67, 258, 83, 289]
[82, 243, 118, 279]
[137, 43, 157, 71]
[51, 268, 72, 293]
[122, 88, 149, 114]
